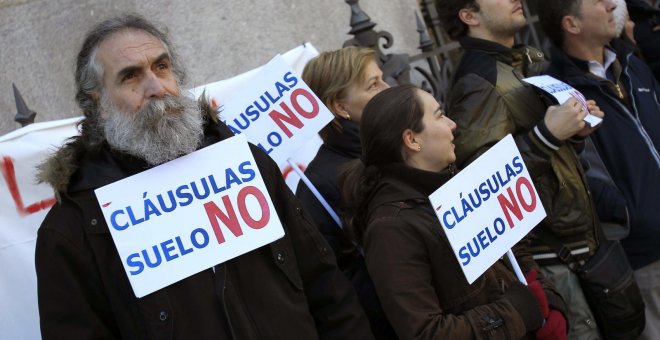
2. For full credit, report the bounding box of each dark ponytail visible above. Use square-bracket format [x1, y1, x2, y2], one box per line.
[339, 159, 381, 244]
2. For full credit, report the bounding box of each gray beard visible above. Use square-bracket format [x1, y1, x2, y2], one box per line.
[100, 93, 204, 165]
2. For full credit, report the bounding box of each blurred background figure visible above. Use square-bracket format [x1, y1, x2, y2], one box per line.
[540, 0, 659, 337]
[627, 0, 660, 81]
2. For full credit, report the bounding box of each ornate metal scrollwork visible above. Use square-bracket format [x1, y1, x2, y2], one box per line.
[343, 0, 411, 85]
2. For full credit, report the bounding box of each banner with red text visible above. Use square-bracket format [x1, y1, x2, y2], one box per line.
[197, 55, 332, 168]
[95, 135, 284, 297]
[429, 135, 546, 284]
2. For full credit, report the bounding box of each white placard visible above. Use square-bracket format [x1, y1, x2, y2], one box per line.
[523, 75, 602, 127]
[219, 55, 334, 167]
[429, 135, 547, 284]
[94, 135, 284, 297]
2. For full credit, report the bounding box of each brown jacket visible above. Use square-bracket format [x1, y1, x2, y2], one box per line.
[35, 105, 373, 340]
[362, 164, 557, 339]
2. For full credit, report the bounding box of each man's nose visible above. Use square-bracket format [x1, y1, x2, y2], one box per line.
[448, 117, 457, 131]
[606, 0, 617, 11]
[145, 71, 168, 98]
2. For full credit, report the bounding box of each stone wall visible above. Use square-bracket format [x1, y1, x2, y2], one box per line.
[0, 0, 421, 135]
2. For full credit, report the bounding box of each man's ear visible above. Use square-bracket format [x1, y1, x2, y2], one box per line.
[90, 91, 100, 102]
[458, 6, 479, 27]
[90, 91, 108, 119]
[562, 15, 581, 35]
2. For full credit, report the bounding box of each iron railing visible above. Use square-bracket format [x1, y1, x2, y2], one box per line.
[342, 0, 548, 103]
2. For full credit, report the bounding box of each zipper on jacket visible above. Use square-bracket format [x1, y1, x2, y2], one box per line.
[614, 83, 624, 99]
[220, 264, 237, 339]
[599, 78, 660, 167]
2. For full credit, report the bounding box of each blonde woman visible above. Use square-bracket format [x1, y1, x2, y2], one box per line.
[295, 46, 395, 338]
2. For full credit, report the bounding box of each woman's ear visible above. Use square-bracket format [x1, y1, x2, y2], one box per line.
[402, 129, 418, 152]
[330, 99, 350, 120]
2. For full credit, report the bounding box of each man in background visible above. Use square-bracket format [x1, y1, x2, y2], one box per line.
[539, 0, 660, 338]
[436, 0, 604, 338]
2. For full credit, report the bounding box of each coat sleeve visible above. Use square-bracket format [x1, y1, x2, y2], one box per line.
[251, 145, 374, 340]
[35, 204, 120, 340]
[364, 216, 532, 339]
[447, 73, 563, 177]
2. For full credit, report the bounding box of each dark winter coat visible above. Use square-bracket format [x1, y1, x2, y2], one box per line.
[295, 119, 396, 339]
[35, 104, 374, 340]
[447, 36, 600, 264]
[546, 40, 660, 269]
[627, 0, 660, 82]
[362, 164, 553, 339]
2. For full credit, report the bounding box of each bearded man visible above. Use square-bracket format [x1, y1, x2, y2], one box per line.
[34, 14, 373, 340]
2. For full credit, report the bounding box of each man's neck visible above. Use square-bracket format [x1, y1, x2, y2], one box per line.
[468, 30, 515, 48]
[563, 38, 607, 64]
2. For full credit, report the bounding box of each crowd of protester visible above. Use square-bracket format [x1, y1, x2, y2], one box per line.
[34, 0, 658, 339]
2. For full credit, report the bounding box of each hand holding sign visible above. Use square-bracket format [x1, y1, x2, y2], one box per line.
[575, 100, 604, 138]
[523, 75, 602, 128]
[544, 97, 592, 141]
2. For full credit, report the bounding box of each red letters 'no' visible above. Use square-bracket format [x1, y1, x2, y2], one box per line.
[1, 156, 56, 216]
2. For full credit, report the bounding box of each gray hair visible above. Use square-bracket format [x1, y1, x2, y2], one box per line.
[612, 0, 628, 37]
[74, 14, 187, 146]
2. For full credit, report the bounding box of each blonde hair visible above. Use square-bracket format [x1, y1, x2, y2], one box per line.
[302, 46, 376, 141]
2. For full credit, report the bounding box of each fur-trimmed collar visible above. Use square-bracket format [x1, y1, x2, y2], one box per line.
[37, 97, 219, 197]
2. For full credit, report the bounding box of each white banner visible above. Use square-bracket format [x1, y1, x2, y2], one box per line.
[429, 135, 546, 284]
[0, 118, 80, 340]
[95, 135, 284, 297]
[0, 44, 319, 339]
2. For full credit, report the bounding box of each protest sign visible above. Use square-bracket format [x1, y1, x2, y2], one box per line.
[215, 55, 333, 167]
[428, 135, 546, 284]
[523, 75, 602, 127]
[94, 135, 284, 297]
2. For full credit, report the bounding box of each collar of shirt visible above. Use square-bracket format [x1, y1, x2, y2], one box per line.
[588, 48, 618, 79]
